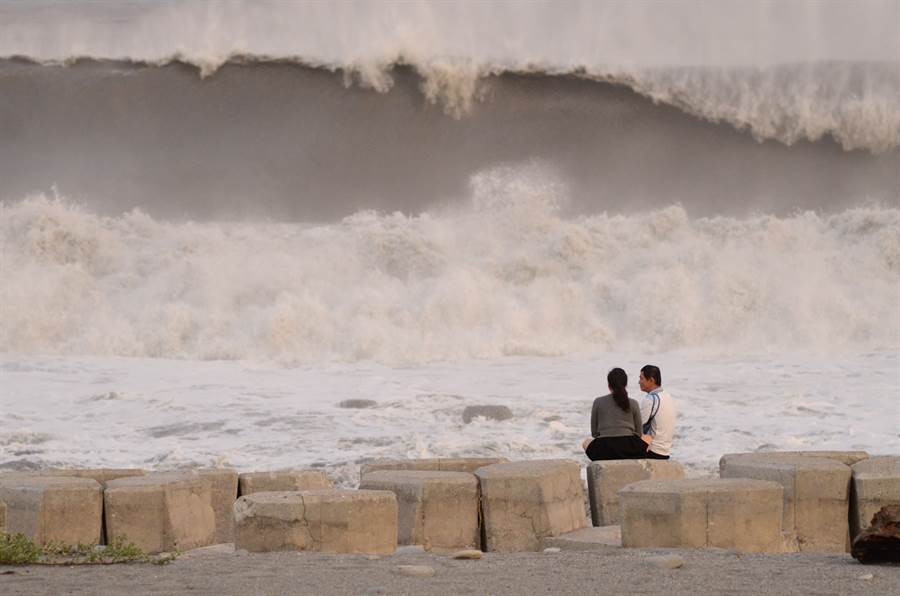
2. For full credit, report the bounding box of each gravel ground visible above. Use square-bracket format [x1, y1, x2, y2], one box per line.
[1, 544, 898, 596]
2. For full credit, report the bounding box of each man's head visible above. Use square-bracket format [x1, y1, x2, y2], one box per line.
[639, 365, 662, 392]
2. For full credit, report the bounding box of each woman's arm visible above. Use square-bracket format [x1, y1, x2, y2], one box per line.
[631, 401, 642, 434]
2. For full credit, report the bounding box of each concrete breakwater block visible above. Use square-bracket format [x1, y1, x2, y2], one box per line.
[44, 469, 146, 486]
[359, 458, 508, 481]
[587, 459, 685, 526]
[238, 471, 332, 496]
[360, 470, 479, 551]
[720, 453, 851, 552]
[105, 472, 216, 554]
[0, 474, 103, 545]
[541, 525, 622, 551]
[234, 489, 398, 555]
[475, 460, 586, 552]
[771, 451, 869, 467]
[850, 456, 900, 539]
[620, 478, 784, 553]
[198, 470, 239, 544]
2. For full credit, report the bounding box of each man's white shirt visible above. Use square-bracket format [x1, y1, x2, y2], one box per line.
[640, 388, 676, 457]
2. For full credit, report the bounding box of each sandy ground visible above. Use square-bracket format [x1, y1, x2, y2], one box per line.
[1, 544, 898, 596]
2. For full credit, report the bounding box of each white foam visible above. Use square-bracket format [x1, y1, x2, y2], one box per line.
[2, 172, 898, 362]
[0, 350, 895, 479]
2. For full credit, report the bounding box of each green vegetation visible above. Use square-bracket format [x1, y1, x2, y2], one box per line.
[0, 533, 41, 565]
[0, 534, 179, 566]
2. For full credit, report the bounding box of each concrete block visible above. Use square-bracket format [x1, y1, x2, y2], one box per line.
[360, 470, 479, 551]
[758, 451, 869, 467]
[851, 456, 900, 539]
[198, 469, 239, 544]
[620, 478, 784, 553]
[238, 470, 332, 496]
[234, 489, 397, 555]
[359, 458, 508, 482]
[720, 453, 851, 552]
[586, 459, 685, 526]
[0, 474, 103, 545]
[475, 460, 586, 552]
[44, 469, 146, 486]
[541, 525, 621, 551]
[105, 472, 216, 553]
[42, 469, 147, 545]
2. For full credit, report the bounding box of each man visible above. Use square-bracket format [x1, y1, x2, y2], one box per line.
[638, 364, 676, 460]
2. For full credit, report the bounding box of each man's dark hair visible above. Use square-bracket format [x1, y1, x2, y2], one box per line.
[641, 365, 662, 387]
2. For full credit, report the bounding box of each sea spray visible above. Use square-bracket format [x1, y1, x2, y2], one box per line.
[2, 177, 897, 362]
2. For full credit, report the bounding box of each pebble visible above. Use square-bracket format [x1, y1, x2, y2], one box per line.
[396, 565, 436, 577]
[543, 547, 561, 553]
[648, 555, 684, 569]
[858, 573, 874, 581]
[452, 549, 483, 560]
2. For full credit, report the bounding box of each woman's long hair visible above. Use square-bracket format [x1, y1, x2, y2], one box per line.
[607, 367, 630, 412]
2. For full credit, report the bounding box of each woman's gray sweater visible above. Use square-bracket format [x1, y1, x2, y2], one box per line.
[590, 394, 642, 438]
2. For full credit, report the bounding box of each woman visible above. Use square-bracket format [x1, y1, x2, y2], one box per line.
[581, 368, 649, 460]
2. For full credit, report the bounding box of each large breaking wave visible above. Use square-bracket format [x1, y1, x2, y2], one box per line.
[1, 58, 898, 221]
[2, 0, 899, 152]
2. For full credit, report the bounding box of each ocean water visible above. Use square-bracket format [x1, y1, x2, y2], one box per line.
[1, 1, 898, 479]
[1, 350, 897, 485]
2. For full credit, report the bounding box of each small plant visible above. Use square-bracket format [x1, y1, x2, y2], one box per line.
[0, 534, 178, 566]
[0, 534, 42, 565]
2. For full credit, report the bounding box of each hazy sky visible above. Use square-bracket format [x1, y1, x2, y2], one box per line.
[1, 1, 898, 68]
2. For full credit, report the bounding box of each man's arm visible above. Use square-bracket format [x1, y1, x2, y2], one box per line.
[639, 394, 654, 446]
[638, 394, 652, 424]
[590, 398, 599, 437]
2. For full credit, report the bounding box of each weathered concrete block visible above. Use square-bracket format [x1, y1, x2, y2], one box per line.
[43, 469, 147, 545]
[620, 478, 784, 553]
[105, 472, 216, 553]
[720, 453, 851, 552]
[475, 460, 586, 552]
[198, 469, 239, 544]
[850, 456, 900, 539]
[234, 489, 397, 555]
[359, 458, 507, 482]
[756, 451, 869, 467]
[238, 470, 332, 496]
[541, 525, 622, 551]
[44, 469, 146, 486]
[586, 459, 685, 526]
[360, 470, 479, 551]
[0, 475, 103, 545]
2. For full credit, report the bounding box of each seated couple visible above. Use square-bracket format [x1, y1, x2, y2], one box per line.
[581, 365, 676, 461]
